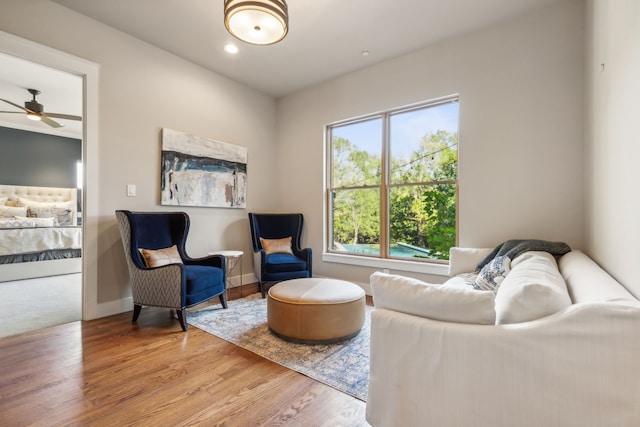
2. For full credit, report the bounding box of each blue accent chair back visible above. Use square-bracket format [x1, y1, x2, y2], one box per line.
[248, 213, 312, 297]
[116, 210, 227, 331]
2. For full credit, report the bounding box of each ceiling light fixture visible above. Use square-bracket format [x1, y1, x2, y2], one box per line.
[26, 112, 41, 121]
[224, 0, 289, 46]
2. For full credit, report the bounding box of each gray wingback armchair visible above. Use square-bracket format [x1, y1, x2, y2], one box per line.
[116, 210, 227, 331]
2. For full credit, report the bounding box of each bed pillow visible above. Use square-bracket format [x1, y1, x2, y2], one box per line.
[260, 237, 294, 255]
[0, 196, 7, 206]
[0, 218, 36, 228]
[138, 245, 183, 268]
[27, 206, 74, 226]
[15, 216, 56, 227]
[0, 206, 28, 218]
[16, 196, 74, 211]
[494, 251, 571, 324]
[370, 272, 496, 324]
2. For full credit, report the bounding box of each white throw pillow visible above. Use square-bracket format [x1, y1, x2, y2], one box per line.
[15, 216, 55, 227]
[0, 196, 7, 206]
[0, 206, 28, 218]
[495, 251, 571, 324]
[0, 217, 36, 228]
[370, 272, 496, 325]
[16, 196, 74, 211]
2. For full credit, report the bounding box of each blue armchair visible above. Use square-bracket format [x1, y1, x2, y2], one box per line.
[248, 213, 312, 297]
[116, 210, 227, 331]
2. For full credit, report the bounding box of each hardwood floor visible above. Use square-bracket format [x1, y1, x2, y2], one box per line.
[0, 285, 370, 426]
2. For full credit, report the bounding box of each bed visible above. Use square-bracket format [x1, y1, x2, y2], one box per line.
[0, 185, 82, 282]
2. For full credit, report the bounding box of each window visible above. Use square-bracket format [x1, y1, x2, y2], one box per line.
[326, 97, 458, 264]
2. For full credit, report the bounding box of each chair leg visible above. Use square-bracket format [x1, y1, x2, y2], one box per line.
[176, 309, 188, 332]
[260, 282, 266, 298]
[219, 293, 228, 309]
[132, 304, 142, 323]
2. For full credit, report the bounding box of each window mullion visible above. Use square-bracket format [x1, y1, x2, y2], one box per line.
[380, 113, 389, 259]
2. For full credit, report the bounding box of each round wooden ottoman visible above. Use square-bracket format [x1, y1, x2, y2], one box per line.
[267, 278, 366, 344]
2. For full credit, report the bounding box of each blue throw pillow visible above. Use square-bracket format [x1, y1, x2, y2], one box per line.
[474, 256, 511, 292]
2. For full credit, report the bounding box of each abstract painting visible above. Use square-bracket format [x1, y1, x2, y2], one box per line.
[161, 128, 247, 208]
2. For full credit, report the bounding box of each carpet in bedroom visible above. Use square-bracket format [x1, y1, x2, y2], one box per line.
[0, 273, 82, 339]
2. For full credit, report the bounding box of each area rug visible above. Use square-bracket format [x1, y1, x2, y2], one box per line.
[187, 293, 371, 401]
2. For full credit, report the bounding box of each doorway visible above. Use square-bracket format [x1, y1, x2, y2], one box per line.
[0, 30, 100, 322]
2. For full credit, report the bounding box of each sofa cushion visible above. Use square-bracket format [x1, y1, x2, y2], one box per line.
[371, 272, 496, 324]
[495, 251, 571, 324]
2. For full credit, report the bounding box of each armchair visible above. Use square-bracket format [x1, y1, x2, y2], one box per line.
[116, 210, 227, 331]
[248, 213, 312, 297]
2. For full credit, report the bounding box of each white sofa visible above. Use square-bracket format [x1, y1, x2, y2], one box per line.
[366, 249, 640, 427]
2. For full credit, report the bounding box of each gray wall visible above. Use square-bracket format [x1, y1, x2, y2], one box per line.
[0, 126, 81, 188]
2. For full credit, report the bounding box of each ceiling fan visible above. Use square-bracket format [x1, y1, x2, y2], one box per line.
[0, 88, 82, 128]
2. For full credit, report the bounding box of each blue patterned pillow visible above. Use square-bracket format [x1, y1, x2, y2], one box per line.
[474, 256, 511, 292]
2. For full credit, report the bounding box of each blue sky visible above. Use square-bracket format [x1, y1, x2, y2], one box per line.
[333, 101, 459, 159]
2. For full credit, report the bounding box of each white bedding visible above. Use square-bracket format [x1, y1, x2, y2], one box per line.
[0, 226, 81, 257]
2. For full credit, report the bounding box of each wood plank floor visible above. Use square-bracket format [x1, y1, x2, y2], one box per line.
[0, 285, 370, 426]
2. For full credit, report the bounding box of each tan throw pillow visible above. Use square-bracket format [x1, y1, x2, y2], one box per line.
[138, 245, 183, 267]
[260, 236, 293, 255]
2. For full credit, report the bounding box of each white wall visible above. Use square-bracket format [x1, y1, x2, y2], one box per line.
[276, 0, 585, 285]
[0, 0, 593, 313]
[585, 0, 640, 298]
[0, 1, 278, 314]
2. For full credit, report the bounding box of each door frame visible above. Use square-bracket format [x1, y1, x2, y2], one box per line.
[0, 30, 100, 320]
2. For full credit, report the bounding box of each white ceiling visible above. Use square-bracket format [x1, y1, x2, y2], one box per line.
[51, 0, 561, 98]
[0, 0, 562, 137]
[0, 52, 83, 138]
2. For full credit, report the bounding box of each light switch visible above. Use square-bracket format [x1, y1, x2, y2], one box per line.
[127, 184, 136, 197]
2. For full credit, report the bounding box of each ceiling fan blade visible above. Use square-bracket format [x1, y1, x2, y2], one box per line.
[0, 98, 29, 112]
[0, 110, 24, 114]
[43, 112, 82, 121]
[40, 115, 64, 128]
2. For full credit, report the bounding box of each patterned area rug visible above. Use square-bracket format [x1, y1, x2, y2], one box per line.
[187, 293, 371, 401]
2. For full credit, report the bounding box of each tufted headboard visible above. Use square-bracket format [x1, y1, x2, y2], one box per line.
[0, 184, 78, 225]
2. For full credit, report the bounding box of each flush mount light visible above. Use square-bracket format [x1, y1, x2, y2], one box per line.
[224, 0, 289, 46]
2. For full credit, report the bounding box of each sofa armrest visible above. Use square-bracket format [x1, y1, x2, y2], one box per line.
[448, 247, 493, 275]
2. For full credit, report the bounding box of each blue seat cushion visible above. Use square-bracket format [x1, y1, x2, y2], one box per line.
[184, 265, 224, 306]
[265, 253, 307, 273]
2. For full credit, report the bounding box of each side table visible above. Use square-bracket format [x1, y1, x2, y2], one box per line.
[208, 250, 243, 297]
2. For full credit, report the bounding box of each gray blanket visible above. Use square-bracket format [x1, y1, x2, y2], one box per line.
[476, 239, 571, 271]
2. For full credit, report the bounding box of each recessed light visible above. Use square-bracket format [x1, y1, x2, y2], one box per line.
[224, 44, 239, 54]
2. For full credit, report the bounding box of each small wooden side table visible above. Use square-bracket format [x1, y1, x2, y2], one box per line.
[208, 250, 243, 297]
